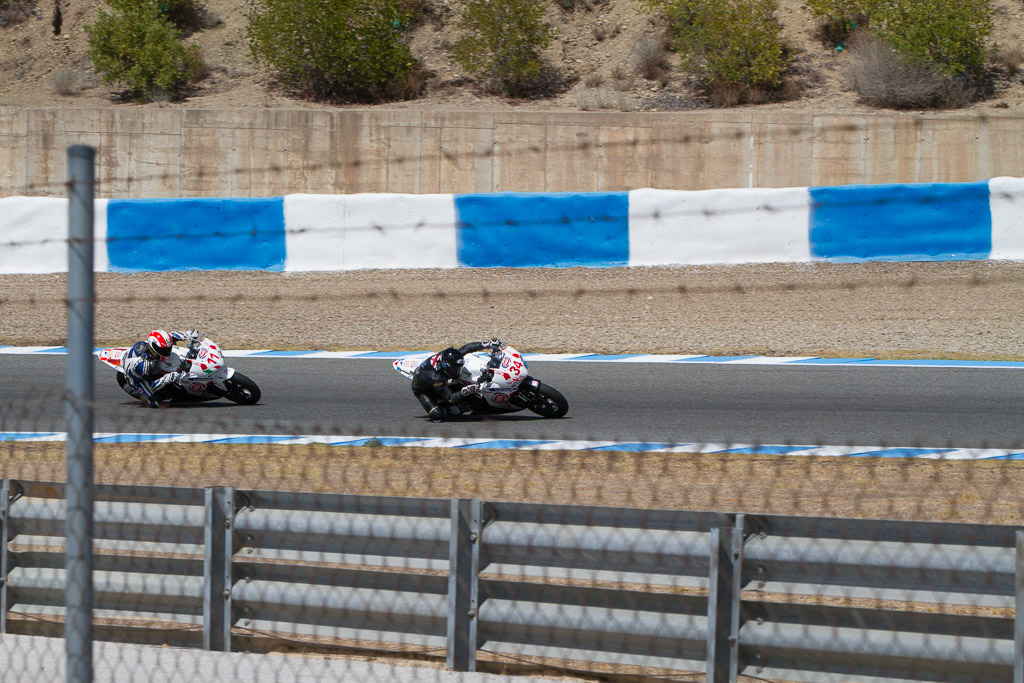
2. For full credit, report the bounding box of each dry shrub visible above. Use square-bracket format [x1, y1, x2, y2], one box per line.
[631, 35, 667, 80]
[584, 73, 604, 88]
[844, 32, 983, 109]
[995, 46, 1024, 76]
[51, 69, 81, 96]
[775, 76, 805, 101]
[386, 63, 430, 100]
[575, 88, 634, 111]
[708, 81, 742, 107]
[0, 0, 35, 26]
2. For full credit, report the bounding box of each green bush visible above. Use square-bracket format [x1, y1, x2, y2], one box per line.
[248, 0, 421, 103]
[873, 0, 992, 78]
[804, 0, 884, 45]
[103, 0, 206, 31]
[649, 0, 791, 105]
[452, 0, 554, 97]
[87, 1, 205, 101]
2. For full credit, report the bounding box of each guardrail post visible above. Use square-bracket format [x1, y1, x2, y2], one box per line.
[204, 487, 235, 652]
[707, 515, 744, 683]
[1, 479, 10, 635]
[1016, 530, 1023, 683]
[447, 498, 482, 671]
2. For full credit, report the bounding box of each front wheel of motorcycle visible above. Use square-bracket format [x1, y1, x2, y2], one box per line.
[224, 372, 261, 405]
[527, 383, 568, 418]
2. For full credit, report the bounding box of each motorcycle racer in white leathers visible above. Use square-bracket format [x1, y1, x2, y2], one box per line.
[120, 329, 200, 407]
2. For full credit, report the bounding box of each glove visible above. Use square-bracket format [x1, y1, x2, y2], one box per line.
[460, 383, 481, 398]
[483, 337, 505, 350]
[156, 371, 182, 389]
[188, 329, 201, 342]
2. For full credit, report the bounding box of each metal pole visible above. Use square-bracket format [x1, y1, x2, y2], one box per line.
[1, 479, 10, 636]
[204, 487, 235, 652]
[447, 499, 482, 671]
[1015, 530, 1023, 683]
[65, 144, 95, 683]
[707, 516, 744, 683]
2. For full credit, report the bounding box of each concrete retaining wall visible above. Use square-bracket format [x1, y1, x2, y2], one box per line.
[3, 180, 1022, 273]
[4, 109, 1024, 197]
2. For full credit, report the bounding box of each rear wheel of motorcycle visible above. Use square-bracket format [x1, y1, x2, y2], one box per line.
[528, 383, 568, 418]
[224, 372, 261, 405]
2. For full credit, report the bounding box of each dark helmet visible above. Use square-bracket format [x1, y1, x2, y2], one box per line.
[438, 347, 464, 379]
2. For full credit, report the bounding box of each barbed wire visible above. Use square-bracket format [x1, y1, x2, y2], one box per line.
[1, 183, 1019, 253]
[0, 269, 1021, 309]
[8, 114, 1016, 196]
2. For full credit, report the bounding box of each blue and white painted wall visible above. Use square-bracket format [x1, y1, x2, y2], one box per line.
[2, 179, 1023, 273]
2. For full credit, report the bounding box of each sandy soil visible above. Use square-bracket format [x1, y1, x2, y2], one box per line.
[2, 261, 1023, 359]
[3, 0, 1024, 115]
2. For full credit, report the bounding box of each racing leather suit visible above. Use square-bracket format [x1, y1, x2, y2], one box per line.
[411, 341, 494, 422]
[121, 330, 192, 407]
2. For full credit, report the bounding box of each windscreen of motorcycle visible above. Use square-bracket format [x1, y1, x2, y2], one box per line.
[466, 346, 527, 390]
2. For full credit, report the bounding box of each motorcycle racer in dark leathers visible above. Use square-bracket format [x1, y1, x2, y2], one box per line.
[410, 338, 505, 422]
[120, 329, 200, 407]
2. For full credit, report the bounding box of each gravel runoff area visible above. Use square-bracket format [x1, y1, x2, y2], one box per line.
[1, 260, 1023, 359]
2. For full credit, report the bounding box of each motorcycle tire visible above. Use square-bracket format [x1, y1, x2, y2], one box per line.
[116, 373, 127, 390]
[527, 383, 569, 418]
[224, 372, 261, 405]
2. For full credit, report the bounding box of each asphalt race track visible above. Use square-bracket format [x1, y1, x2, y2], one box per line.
[1, 355, 1022, 449]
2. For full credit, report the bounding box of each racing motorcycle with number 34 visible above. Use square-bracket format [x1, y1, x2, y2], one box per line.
[394, 345, 568, 418]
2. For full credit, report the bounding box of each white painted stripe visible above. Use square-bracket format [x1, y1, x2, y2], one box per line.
[988, 177, 1024, 260]
[5, 432, 1020, 459]
[2, 347, 1022, 368]
[0, 197, 109, 273]
[608, 354, 707, 363]
[283, 193, 458, 271]
[628, 187, 812, 266]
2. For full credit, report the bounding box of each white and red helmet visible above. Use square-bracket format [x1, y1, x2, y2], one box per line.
[147, 329, 174, 358]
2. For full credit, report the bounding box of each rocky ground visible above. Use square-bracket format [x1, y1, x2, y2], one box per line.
[3, 0, 1024, 114]
[2, 261, 1023, 359]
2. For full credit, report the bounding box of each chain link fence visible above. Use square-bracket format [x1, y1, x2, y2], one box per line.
[1, 145, 1023, 682]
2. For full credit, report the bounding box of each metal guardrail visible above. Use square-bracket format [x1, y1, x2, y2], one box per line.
[1, 478, 1022, 682]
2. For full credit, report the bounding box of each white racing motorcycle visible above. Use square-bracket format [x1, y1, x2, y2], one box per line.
[98, 336, 261, 406]
[394, 345, 568, 419]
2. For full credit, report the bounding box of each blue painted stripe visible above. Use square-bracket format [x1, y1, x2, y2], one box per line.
[206, 435, 299, 445]
[0, 432, 60, 440]
[93, 434, 182, 443]
[107, 198, 286, 272]
[988, 453, 1024, 460]
[809, 182, 991, 261]
[34, 347, 69, 353]
[457, 440, 558, 449]
[587, 442, 674, 452]
[574, 354, 647, 361]
[674, 356, 758, 363]
[848, 448, 957, 458]
[856, 359, 1024, 368]
[455, 192, 629, 267]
